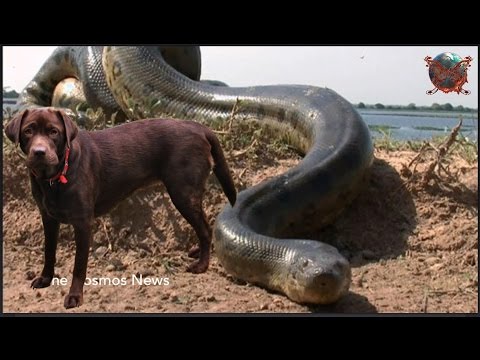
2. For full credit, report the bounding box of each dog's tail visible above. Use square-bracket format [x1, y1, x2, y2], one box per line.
[206, 131, 236, 207]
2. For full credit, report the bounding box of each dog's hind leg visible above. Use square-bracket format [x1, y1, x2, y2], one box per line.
[164, 181, 212, 274]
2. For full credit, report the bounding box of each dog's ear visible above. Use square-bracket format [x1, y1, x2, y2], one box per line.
[4, 109, 29, 146]
[55, 110, 78, 149]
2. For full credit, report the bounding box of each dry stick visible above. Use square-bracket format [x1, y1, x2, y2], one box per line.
[408, 142, 429, 168]
[434, 119, 463, 179]
[422, 290, 429, 313]
[403, 118, 464, 189]
[437, 161, 455, 180]
[99, 219, 113, 252]
[395, 143, 430, 192]
[212, 129, 230, 135]
[228, 98, 241, 133]
[238, 168, 248, 182]
[421, 118, 463, 186]
[232, 139, 258, 157]
[439, 117, 463, 158]
[224, 99, 260, 158]
[213, 98, 241, 135]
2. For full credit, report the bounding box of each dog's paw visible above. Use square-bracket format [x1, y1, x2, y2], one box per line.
[186, 260, 209, 274]
[64, 293, 83, 309]
[31, 276, 52, 289]
[187, 246, 200, 259]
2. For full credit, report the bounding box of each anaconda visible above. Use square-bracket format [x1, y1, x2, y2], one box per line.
[17, 46, 374, 304]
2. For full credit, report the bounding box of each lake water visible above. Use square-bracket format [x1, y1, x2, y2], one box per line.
[358, 110, 478, 142]
[3, 100, 478, 143]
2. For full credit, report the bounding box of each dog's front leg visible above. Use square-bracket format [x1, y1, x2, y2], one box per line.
[31, 214, 59, 289]
[64, 220, 92, 309]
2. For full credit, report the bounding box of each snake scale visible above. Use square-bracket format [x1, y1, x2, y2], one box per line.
[17, 46, 374, 304]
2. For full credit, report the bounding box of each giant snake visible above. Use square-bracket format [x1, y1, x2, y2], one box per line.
[17, 46, 374, 304]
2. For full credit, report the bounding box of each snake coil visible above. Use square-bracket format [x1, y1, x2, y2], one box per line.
[17, 46, 373, 304]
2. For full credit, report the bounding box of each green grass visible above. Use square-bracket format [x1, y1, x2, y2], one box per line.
[413, 126, 444, 131]
[4, 104, 477, 165]
[369, 125, 400, 133]
[199, 115, 301, 161]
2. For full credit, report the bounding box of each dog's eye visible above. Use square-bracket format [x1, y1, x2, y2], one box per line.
[49, 129, 59, 136]
[23, 128, 33, 136]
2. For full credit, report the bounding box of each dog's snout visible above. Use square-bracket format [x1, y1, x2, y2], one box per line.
[33, 147, 47, 156]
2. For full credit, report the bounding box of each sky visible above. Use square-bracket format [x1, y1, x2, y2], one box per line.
[3, 46, 478, 108]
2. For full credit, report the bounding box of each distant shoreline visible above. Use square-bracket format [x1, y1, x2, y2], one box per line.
[3, 96, 478, 120]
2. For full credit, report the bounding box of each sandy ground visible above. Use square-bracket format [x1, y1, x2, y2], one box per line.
[2, 140, 478, 314]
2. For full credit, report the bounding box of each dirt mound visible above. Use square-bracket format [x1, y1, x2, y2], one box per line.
[2, 142, 478, 313]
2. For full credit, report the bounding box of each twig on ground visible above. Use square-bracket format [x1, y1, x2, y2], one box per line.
[422, 290, 429, 313]
[213, 98, 242, 135]
[227, 98, 241, 133]
[402, 118, 464, 189]
[212, 130, 230, 135]
[99, 218, 113, 251]
[232, 139, 258, 157]
[238, 168, 248, 180]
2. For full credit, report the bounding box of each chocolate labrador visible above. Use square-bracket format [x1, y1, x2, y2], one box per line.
[4, 107, 236, 309]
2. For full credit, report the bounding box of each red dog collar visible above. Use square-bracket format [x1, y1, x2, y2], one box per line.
[30, 147, 70, 186]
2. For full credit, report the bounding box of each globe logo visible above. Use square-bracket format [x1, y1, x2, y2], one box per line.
[424, 52, 473, 95]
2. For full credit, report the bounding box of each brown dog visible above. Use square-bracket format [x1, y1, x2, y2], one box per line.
[4, 107, 236, 309]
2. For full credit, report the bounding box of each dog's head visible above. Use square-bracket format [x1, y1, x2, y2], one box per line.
[4, 108, 78, 177]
